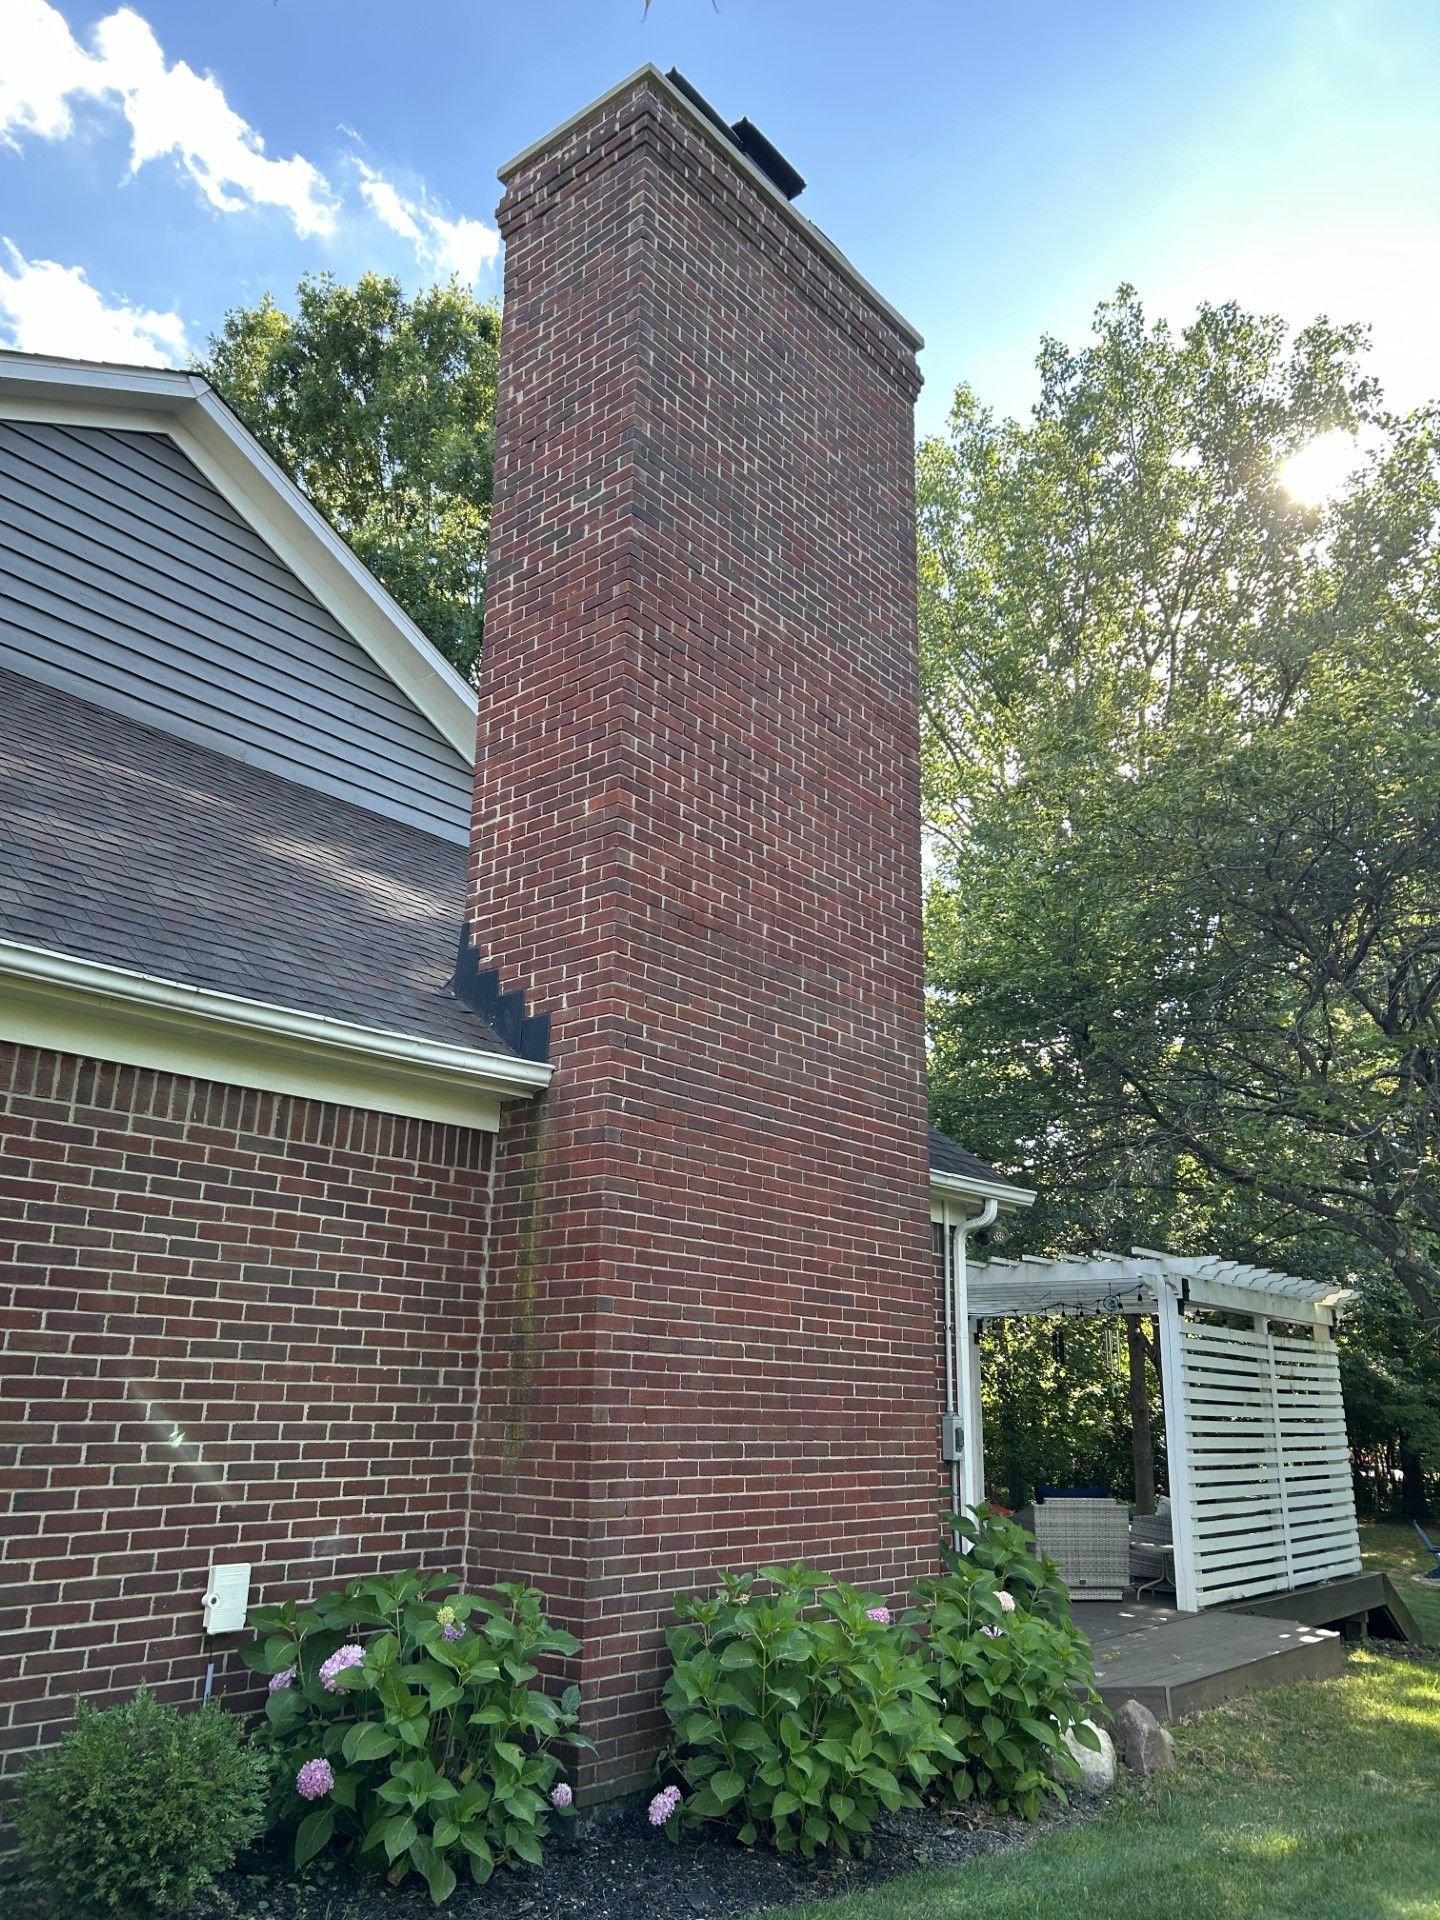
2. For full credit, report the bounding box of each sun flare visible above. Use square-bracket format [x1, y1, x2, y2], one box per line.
[1278, 429, 1363, 507]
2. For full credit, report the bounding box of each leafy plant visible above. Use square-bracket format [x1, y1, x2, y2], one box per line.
[244, 1569, 589, 1903]
[942, 1502, 1074, 1623]
[15, 1688, 266, 1914]
[913, 1514, 1101, 1817]
[661, 1563, 959, 1858]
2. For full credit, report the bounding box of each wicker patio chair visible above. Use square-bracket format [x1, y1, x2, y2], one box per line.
[1029, 1495, 1130, 1600]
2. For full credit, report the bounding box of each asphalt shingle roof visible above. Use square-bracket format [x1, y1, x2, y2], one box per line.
[928, 1127, 1025, 1189]
[0, 665, 510, 1056]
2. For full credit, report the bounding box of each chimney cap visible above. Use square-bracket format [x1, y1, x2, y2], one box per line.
[664, 71, 806, 202]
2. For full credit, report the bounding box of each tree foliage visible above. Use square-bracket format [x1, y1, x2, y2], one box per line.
[978, 1317, 1163, 1511]
[920, 287, 1440, 1490]
[202, 272, 500, 677]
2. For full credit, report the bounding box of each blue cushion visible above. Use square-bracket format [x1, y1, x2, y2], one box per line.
[1035, 1484, 1110, 1503]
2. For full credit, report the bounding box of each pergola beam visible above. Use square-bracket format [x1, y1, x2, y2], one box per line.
[968, 1247, 1351, 1327]
[1182, 1274, 1338, 1327]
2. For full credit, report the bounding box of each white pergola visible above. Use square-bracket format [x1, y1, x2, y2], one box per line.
[941, 1236, 1362, 1614]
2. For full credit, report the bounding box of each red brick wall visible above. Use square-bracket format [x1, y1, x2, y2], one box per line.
[0, 1044, 492, 1795]
[467, 73, 937, 1791]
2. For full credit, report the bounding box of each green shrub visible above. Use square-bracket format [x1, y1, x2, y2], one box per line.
[244, 1569, 589, 1904]
[913, 1512, 1102, 1817]
[15, 1688, 266, 1915]
[943, 1502, 1074, 1622]
[661, 1563, 959, 1858]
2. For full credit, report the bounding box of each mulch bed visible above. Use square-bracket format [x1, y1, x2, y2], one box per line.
[8, 1800, 1085, 1920]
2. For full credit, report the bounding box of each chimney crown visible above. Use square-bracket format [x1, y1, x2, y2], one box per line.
[497, 63, 923, 354]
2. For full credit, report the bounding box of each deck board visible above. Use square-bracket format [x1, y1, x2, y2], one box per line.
[1076, 1598, 1345, 1720]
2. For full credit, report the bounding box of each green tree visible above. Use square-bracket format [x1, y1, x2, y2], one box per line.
[201, 272, 500, 677]
[1339, 1265, 1440, 1517]
[921, 290, 1440, 1426]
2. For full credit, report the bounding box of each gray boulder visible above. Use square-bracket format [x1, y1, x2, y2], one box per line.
[1113, 1697, 1176, 1775]
[1061, 1720, 1116, 1792]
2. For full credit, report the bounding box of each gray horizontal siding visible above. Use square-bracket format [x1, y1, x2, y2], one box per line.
[0, 421, 472, 841]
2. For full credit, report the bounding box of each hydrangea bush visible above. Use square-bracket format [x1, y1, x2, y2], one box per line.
[244, 1569, 589, 1904]
[943, 1503, 1074, 1623]
[661, 1517, 1101, 1853]
[660, 1563, 960, 1858]
[912, 1507, 1102, 1816]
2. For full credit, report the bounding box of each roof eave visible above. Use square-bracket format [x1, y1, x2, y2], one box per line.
[0, 938, 549, 1131]
[930, 1167, 1037, 1211]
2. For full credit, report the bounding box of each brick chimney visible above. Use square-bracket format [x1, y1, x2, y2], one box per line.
[466, 66, 936, 1794]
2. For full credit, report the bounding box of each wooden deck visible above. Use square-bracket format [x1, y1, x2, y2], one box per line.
[1077, 1597, 1345, 1720]
[1231, 1569, 1423, 1643]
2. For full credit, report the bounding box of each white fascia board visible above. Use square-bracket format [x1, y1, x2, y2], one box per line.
[0, 351, 199, 407]
[929, 1167, 1036, 1214]
[0, 353, 479, 762]
[0, 940, 549, 1131]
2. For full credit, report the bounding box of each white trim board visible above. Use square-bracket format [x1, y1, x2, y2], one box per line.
[0, 941, 549, 1132]
[930, 1167, 1036, 1214]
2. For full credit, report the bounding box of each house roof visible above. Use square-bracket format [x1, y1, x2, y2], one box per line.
[928, 1128, 1004, 1185]
[928, 1128, 1036, 1208]
[0, 665, 505, 1056]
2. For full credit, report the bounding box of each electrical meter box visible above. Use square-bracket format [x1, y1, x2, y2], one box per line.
[939, 1414, 965, 1463]
[202, 1562, 252, 1635]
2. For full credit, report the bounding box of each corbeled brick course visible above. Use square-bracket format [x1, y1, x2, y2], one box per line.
[467, 72, 937, 1793]
[0, 1043, 492, 1792]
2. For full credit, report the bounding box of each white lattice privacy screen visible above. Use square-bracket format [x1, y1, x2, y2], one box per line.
[1167, 1320, 1362, 1608]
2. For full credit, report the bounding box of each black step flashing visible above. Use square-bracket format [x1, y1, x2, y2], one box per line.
[450, 923, 551, 1064]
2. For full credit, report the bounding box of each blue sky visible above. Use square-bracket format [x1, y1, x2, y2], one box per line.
[2, 0, 1436, 437]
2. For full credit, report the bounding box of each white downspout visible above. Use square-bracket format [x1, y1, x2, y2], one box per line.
[948, 1197, 998, 1541]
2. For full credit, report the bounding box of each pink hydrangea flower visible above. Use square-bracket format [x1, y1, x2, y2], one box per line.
[996, 1589, 1017, 1613]
[319, 1643, 366, 1691]
[551, 1782, 573, 1810]
[866, 1606, 892, 1624]
[980, 1624, 1004, 1639]
[296, 1757, 334, 1800]
[648, 1785, 682, 1826]
[267, 1666, 296, 1693]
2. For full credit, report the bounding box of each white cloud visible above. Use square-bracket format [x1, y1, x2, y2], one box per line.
[421, 206, 500, 285]
[357, 166, 426, 246]
[357, 161, 499, 284]
[1, 1, 337, 237]
[0, 0, 99, 142]
[0, 239, 191, 365]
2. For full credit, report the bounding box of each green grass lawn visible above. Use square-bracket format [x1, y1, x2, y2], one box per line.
[760, 1652, 1440, 1920]
[757, 1538, 1440, 1920]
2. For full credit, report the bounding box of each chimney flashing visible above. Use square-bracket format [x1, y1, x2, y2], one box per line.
[496, 64, 924, 353]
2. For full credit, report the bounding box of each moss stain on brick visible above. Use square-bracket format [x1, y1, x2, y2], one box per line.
[500, 1101, 552, 1475]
